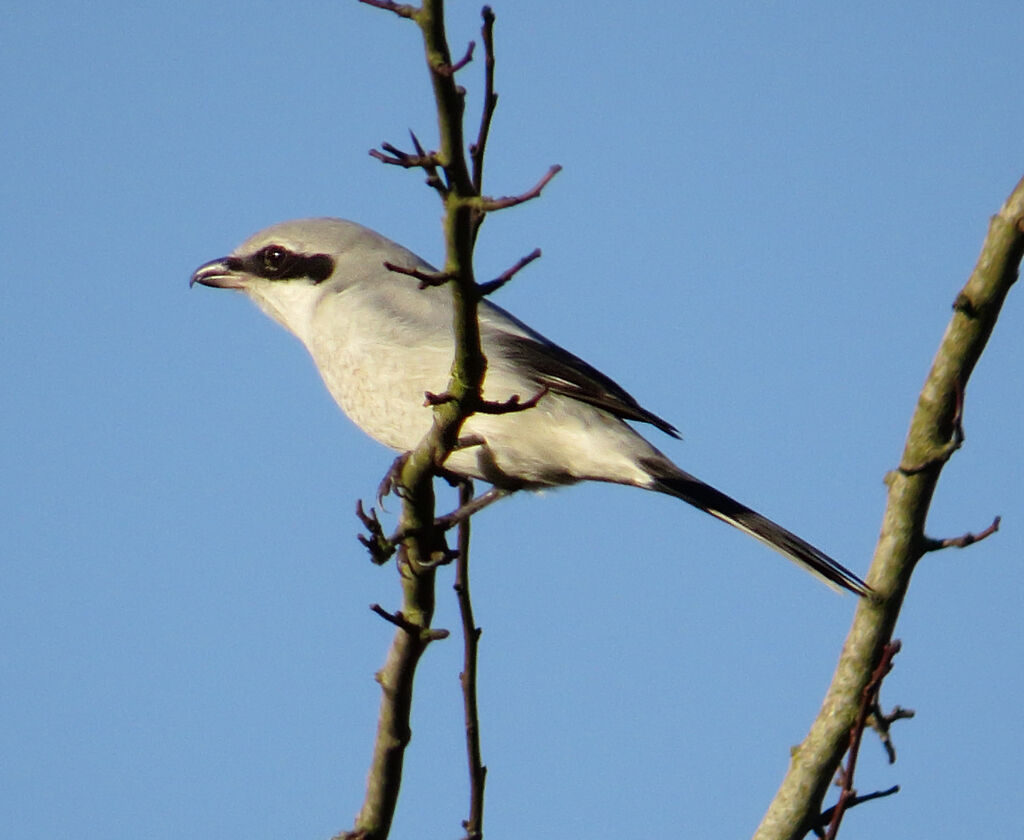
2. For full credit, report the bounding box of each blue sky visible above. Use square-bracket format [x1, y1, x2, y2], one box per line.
[3, 2, 1022, 838]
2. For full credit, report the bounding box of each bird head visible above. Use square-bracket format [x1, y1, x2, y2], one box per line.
[190, 217, 428, 340]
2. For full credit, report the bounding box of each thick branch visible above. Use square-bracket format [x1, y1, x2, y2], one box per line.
[753, 174, 1024, 840]
[341, 550, 439, 840]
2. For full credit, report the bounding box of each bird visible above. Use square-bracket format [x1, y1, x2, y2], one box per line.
[191, 217, 870, 596]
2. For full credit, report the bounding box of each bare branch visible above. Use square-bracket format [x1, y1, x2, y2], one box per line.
[346, 2, 508, 836]
[435, 487, 511, 532]
[408, 131, 446, 192]
[899, 377, 965, 474]
[370, 603, 449, 641]
[813, 787, 900, 838]
[423, 390, 457, 407]
[867, 702, 915, 764]
[477, 248, 542, 297]
[370, 141, 441, 171]
[349, 4, 561, 837]
[437, 40, 475, 76]
[344, 546, 439, 840]
[383, 260, 455, 288]
[481, 164, 562, 211]
[454, 480, 487, 839]
[755, 174, 1024, 840]
[357, 0, 417, 18]
[923, 515, 1001, 552]
[821, 642, 902, 840]
[471, 7, 498, 193]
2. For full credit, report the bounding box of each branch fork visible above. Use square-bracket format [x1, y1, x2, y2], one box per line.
[436, 40, 475, 76]
[349, 5, 562, 839]
[370, 140, 440, 171]
[370, 603, 450, 642]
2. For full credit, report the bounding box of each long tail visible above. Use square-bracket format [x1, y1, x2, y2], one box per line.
[646, 465, 870, 596]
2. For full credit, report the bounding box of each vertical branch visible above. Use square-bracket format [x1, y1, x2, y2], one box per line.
[346, 558, 442, 840]
[351, 4, 556, 837]
[455, 479, 487, 840]
[471, 7, 498, 196]
[753, 174, 1024, 840]
[349, 2, 520, 839]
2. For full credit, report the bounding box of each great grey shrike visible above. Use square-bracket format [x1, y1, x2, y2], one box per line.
[191, 217, 869, 596]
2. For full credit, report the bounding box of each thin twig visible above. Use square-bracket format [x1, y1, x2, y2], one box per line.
[813, 787, 900, 837]
[357, 0, 416, 18]
[867, 702, 915, 764]
[454, 480, 487, 839]
[477, 248, 541, 297]
[383, 260, 455, 288]
[434, 487, 511, 532]
[437, 40, 475, 76]
[409, 131, 446, 193]
[370, 141, 441, 171]
[481, 164, 562, 211]
[823, 641, 901, 840]
[370, 603, 450, 641]
[471, 7, 498, 194]
[922, 515, 1001, 552]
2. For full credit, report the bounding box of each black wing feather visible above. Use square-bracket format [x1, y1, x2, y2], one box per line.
[492, 332, 680, 438]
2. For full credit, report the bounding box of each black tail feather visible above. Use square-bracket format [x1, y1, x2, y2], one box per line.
[648, 467, 870, 597]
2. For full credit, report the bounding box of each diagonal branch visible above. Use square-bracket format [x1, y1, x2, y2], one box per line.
[753, 173, 1024, 840]
[481, 164, 562, 211]
[358, 0, 416, 18]
[437, 40, 475, 76]
[477, 248, 542, 297]
[821, 641, 901, 839]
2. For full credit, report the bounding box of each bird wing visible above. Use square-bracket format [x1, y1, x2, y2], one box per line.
[479, 303, 680, 438]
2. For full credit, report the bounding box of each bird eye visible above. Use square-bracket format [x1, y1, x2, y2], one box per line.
[260, 245, 289, 273]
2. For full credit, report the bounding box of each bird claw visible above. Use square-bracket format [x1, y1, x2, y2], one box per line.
[355, 499, 396, 565]
[377, 453, 411, 508]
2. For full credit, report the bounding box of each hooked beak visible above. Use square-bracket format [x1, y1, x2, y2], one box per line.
[190, 257, 247, 290]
